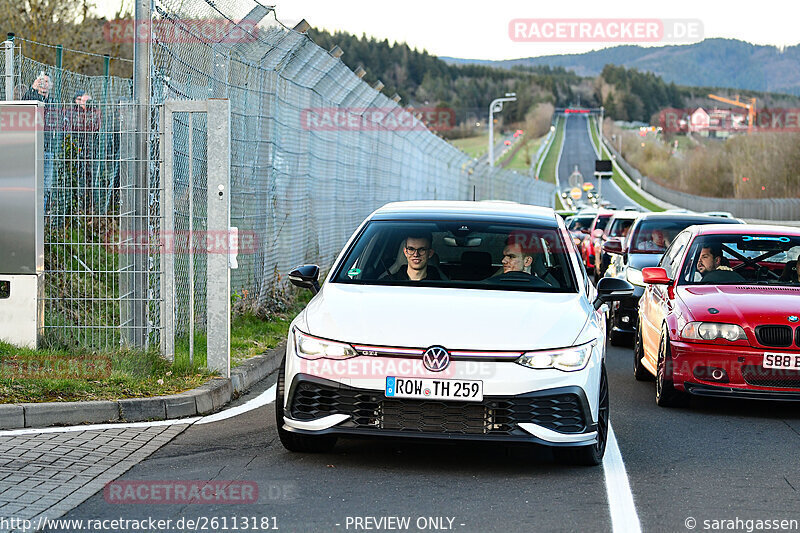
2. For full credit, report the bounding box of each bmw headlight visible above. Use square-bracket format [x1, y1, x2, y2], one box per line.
[626, 267, 644, 286]
[294, 329, 358, 360]
[681, 322, 746, 342]
[517, 341, 595, 372]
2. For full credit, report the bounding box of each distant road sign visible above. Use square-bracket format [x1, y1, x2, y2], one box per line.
[595, 160, 612, 173]
[582, 182, 594, 191]
[570, 188, 582, 201]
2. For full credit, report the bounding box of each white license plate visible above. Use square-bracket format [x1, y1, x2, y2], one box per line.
[385, 377, 483, 402]
[763, 353, 800, 370]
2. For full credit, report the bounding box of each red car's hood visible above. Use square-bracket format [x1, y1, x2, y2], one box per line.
[677, 285, 800, 327]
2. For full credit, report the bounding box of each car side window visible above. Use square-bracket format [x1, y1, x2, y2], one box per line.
[661, 232, 691, 279]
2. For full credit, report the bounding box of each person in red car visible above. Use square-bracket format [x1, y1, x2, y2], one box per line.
[696, 245, 744, 283]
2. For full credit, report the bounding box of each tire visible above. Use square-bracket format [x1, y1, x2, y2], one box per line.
[554, 363, 609, 467]
[633, 329, 653, 381]
[655, 327, 689, 408]
[275, 355, 337, 453]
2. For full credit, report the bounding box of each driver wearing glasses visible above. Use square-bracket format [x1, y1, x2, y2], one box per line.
[385, 233, 443, 281]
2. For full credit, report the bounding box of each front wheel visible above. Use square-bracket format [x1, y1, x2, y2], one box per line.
[655, 328, 689, 408]
[275, 355, 337, 453]
[554, 363, 608, 466]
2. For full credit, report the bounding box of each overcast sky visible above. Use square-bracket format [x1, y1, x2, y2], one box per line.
[94, 0, 799, 60]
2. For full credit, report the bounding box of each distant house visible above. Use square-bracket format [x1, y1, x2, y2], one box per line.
[690, 107, 747, 137]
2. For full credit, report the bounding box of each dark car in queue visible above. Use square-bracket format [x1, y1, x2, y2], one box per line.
[594, 211, 640, 284]
[602, 212, 743, 346]
[564, 210, 597, 251]
[579, 211, 613, 275]
[635, 225, 800, 406]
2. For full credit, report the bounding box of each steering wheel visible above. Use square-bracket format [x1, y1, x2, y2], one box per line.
[489, 270, 552, 287]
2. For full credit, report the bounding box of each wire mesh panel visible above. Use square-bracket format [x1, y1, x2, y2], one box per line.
[151, 1, 555, 326]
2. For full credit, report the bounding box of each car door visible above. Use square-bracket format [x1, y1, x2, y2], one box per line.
[640, 232, 691, 365]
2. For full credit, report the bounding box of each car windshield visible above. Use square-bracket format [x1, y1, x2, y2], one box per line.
[567, 215, 594, 232]
[630, 219, 734, 254]
[607, 217, 634, 238]
[332, 220, 577, 292]
[594, 216, 611, 232]
[678, 234, 800, 286]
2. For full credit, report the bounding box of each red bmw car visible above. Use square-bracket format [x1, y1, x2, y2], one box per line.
[635, 224, 800, 406]
[579, 211, 613, 274]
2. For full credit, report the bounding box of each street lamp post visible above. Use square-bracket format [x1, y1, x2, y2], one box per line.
[488, 92, 517, 199]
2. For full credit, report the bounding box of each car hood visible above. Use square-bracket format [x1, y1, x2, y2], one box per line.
[678, 285, 800, 327]
[303, 283, 591, 351]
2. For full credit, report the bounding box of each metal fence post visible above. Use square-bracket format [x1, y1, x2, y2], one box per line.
[131, 0, 151, 347]
[3, 33, 13, 101]
[206, 99, 231, 377]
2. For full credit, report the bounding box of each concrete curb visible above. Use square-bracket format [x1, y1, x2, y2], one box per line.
[0, 342, 286, 430]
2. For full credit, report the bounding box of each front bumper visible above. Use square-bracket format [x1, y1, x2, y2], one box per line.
[670, 340, 800, 398]
[282, 374, 598, 447]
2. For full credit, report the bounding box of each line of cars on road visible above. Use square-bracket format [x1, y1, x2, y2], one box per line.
[566, 207, 800, 407]
[274, 200, 800, 466]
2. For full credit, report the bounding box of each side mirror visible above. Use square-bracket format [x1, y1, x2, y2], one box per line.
[580, 228, 590, 235]
[602, 239, 623, 255]
[593, 277, 635, 310]
[642, 267, 672, 285]
[289, 264, 321, 294]
[593, 228, 604, 238]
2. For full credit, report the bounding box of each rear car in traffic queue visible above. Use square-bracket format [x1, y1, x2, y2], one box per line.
[579, 211, 613, 276]
[635, 225, 800, 406]
[594, 210, 640, 284]
[602, 212, 743, 346]
[277, 201, 633, 465]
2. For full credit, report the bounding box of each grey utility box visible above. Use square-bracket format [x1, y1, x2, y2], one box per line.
[0, 101, 45, 348]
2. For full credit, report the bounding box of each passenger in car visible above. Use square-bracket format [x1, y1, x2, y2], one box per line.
[638, 229, 669, 251]
[696, 245, 745, 283]
[779, 256, 800, 283]
[501, 239, 534, 274]
[384, 233, 443, 281]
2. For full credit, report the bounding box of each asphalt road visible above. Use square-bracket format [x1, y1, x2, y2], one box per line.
[557, 114, 640, 210]
[54, 343, 800, 533]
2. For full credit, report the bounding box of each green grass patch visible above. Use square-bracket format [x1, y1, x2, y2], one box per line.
[450, 133, 490, 159]
[588, 117, 665, 212]
[497, 134, 544, 171]
[0, 288, 314, 404]
[537, 117, 564, 184]
[0, 340, 212, 404]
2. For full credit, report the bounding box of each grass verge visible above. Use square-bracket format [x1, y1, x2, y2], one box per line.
[0, 289, 313, 404]
[537, 117, 564, 184]
[450, 133, 490, 159]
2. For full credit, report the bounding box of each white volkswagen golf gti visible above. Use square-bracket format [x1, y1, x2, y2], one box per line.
[276, 201, 633, 465]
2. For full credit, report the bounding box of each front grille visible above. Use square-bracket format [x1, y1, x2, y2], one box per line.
[742, 365, 800, 388]
[289, 380, 587, 435]
[755, 325, 793, 347]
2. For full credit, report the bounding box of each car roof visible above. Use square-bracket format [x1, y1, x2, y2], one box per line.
[633, 212, 742, 224]
[371, 201, 558, 223]
[608, 211, 641, 220]
[691, 224, 800, 236]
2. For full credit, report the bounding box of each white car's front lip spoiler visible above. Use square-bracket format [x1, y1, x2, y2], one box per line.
[283, 415, 597, 444]
[518, 423, 597, 443]
[283, 414, 349, 431]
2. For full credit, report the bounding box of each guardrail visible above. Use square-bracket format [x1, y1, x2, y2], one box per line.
[600, 131, 800, 220]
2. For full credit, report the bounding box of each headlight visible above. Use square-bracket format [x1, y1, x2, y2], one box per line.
[626, 267, 644, 286]
[573, 236, 582, 246]
[294, 329, 358, 360]
[517, 341, 595, 372]
[681, 322, 746, 342]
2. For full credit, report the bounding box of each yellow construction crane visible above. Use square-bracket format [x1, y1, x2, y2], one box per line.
[708, 94, 757, 133]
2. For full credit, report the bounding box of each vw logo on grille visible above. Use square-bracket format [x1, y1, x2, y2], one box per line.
[789, 316, 799, 323]
[423, 346, 450, 372]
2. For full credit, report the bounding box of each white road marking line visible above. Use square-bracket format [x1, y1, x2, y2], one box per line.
[0, 384, 278, 436]
[195, 384, 276, 424]
[603, 423, 642, 533]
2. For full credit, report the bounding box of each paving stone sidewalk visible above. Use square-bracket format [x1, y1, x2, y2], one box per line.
[0, 423, 191, 533]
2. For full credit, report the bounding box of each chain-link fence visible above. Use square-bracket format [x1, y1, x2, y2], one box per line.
[151, 2, 554, 339]
[2, 5, 554, 351]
